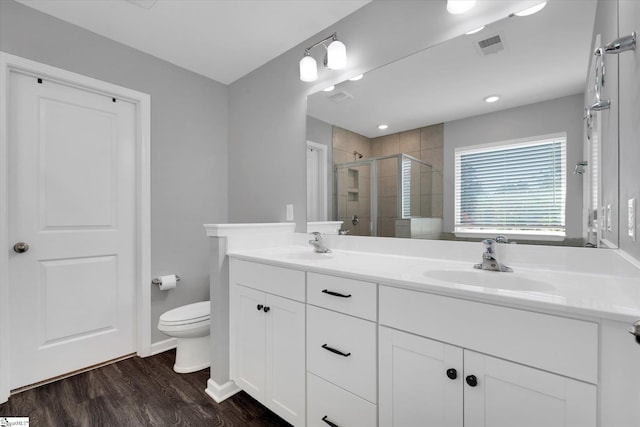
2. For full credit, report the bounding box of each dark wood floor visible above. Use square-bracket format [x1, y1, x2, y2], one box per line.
[0, 350, 292, 426]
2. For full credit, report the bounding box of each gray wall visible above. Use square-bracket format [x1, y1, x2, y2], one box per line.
[618, 0, 640, 260]
[443, 94, 585, 240]
[227, 0, 544, 231]
[0, 0, 229, 344]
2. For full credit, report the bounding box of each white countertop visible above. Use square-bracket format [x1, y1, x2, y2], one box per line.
[228, 245, 640, 323]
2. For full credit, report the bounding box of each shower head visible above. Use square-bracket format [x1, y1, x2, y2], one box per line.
[353, 150, 363, 159]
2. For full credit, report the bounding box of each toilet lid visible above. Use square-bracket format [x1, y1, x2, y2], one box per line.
[159, 301, 210, 325]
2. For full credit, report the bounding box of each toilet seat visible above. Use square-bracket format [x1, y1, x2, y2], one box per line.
[159, 301, 210, 326]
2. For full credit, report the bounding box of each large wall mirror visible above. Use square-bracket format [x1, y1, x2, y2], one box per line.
[306, 0, 615, 247]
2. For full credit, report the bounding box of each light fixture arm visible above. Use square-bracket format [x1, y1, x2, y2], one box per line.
[304, 33, 339, 55]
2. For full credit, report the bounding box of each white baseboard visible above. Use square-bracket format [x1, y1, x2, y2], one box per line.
[205, 378, 241, 403]
[149, 338, 177, 356]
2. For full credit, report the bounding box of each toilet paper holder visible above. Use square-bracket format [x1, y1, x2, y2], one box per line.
[152, 275, 181, 286]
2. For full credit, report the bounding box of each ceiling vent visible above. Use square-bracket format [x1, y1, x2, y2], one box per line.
[476, 34, 505, 56]
[327, 91, 354, 104]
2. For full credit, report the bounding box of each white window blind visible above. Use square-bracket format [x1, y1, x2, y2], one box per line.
[401, 156, 411, 219]
[454, 134, 567, 236]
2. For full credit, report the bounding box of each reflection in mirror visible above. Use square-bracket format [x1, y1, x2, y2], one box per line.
[306, 0, 607, 247]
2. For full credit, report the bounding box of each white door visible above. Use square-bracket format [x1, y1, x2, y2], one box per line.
[379, 327, 463, 427]
[8, 71, 137, 389]
[264, 293, 305, 426]
[306, 141, 328, 222]
[464, 350, 597, 427]
[232, 285, 267, 400]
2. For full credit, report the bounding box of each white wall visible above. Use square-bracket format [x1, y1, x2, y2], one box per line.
[443, 94, 585, 240]
[227, 0, 545, 232]
[0, 0, 229, 344]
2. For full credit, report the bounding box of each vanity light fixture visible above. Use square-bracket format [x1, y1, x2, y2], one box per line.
[466, 26, 485, 35]
[349, 74, 364, 81]
[323, 85, 335, 92]
[299, 33, 347, 82]
[484, 95, 500, 103]
[446, 0, 476, 15]
[514, 1, 547, 17]
[378, 124, 389, 130]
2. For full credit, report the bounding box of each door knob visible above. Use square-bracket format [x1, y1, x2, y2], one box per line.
[446, 368, 458, 380]
[13, 242, 29, 253]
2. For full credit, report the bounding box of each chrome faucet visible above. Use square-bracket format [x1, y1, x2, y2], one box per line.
[474, 236, 512, 272]
[309, 232, 331, 253]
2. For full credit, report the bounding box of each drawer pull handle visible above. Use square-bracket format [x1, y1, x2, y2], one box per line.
[263, 306, 270, 313]
[322, 289, 352, 298]
[322, 415, 340, 427]
[256, 304, 264, 311]
[322, 344, 351, 357]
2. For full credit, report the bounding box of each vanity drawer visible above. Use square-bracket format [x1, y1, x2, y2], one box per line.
[379, 285, 598, 383]
[307, 372, 377, 427]
[308, 272, 377, 320]
[230, 259, 305, 302]
[307, 305, 377, 403]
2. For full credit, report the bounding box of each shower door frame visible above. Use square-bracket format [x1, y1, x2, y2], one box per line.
[334, 153, 431, 237]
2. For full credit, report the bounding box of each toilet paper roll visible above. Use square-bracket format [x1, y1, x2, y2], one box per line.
[158, 274, 177, 291]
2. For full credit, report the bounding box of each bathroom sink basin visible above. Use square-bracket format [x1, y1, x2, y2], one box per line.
[422, 269, 555, 292]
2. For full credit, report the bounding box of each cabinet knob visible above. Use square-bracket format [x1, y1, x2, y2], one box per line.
[465, 375, 478, 387]
[263, 306, 270, 313]
[446, 368, 458, 380]
[256, 304, 264, 311]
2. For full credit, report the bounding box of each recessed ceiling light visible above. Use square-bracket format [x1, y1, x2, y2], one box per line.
[378, 124, 389, 130]
[446, 0, 476, 15]
[323, 85, 335, 92]
[514, 2, 547, 17]
[349, 74, 364, 81]
[484, 95, 500, 103]
[465, 26, 485, 35]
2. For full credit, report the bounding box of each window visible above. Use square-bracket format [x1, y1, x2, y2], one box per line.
[454, 133, 566, 238]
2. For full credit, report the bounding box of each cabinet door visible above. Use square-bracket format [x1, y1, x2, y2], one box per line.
[232, 285, 267, 401]
[265, 293, 306, 426]
[464, 350, 597, 427]
[379, 327, 463, 427]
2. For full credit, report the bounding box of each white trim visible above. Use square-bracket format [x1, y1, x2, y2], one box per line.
[205, 378, 241, 403]
[307, 221, 344, 235]
[0, 52, 151, 402]
[454, 132, 568, 154]
[150, 338, 177, 356]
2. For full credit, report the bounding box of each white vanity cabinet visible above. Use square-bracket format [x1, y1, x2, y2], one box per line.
[306, 273, 378, 427]
[379, 285, 598, 427]
[229, 259, 306, 426]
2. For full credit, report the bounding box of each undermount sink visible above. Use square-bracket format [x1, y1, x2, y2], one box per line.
[422, 269, 555, 292]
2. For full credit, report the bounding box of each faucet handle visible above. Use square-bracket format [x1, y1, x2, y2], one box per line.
[481, 239, 495, 252]
[495, 235, 509, 244]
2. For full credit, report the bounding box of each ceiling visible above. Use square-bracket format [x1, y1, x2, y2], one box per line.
[307, 0, 598, 138]
[15, 0, 371, 85]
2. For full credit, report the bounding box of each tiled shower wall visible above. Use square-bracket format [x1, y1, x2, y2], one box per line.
[332, 123, 444, 238]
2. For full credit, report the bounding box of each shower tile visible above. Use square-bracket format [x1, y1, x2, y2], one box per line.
[400, 129, 420, 153]
[420, 123, 444, 150]
[333, 126, 347, 150]
[379, 176, 397, 197]
[431, 194, 444, 218]
[379, 134, 400, 156]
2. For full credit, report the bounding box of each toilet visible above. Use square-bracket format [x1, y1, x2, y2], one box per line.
[158, 301, 211, 373]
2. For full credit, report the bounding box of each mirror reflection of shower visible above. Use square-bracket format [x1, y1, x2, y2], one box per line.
[334, 153, 442, 238]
